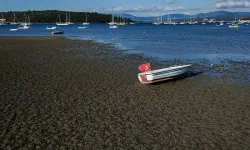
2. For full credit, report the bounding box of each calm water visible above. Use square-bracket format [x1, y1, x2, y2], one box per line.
[1, 23, 250, 63]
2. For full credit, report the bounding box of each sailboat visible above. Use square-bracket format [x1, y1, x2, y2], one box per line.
[25, 15, 32, 25]
[108, 10, 118, 28]
[19, 13, 30, 29]
[219, 16, 224, 26]
[108, 10, 117, 25]
[129, 16, 136, 24]
[0, 13, 7, 25]
[9, 12, 20, 30]
[56, 14, 69, 26]
[164, 14, 171, 24]
[170, 15, 177, 25]
[10, 13, 19, 25]
[229, 14, 239, 28]
[152, 15, 162, 25]
[82, 13, 90, 25]
[180, 15, 186, 24]
[66, 13, 73, 24]
[117, 14, 126, 26]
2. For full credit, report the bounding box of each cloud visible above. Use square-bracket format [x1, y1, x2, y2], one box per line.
[106, 6, 199, 13]
[166, 0, 175, 5]
[215, 0, 250, 9]
[108, 6, 160, 13]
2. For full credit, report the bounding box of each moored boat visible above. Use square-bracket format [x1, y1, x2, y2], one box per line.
[46, 26, 57, 30]
[82, 13, 90, 25]
[229, 23, 239, 28]
[56, 14, 69, 26]
[138, 63, 192, 84]
[18, 25, 29, 29]
[109, 24, 118, 29]
[51, 30, 64, 34]
[78, 26, 87, 29]
[10, 28, 19, 31]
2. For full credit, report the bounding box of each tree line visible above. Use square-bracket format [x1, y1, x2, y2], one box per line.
[1, 10, 131, 23]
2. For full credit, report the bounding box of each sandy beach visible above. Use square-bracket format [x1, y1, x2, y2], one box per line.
[0, 37, 249, 149]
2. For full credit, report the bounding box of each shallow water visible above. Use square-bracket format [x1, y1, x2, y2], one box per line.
[1, 23, 250, 82]
[1, 23, 250, 62]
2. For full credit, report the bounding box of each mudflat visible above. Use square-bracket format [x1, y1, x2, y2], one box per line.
[0, 37, 249, 149]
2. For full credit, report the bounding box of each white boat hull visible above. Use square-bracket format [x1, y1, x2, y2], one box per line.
[229, 25, 239, 28]
[78, 26, 87, 29]
[10, 29, 19, 31]
[18, 26, 29, 30]
[108, 22, 117, 25]
[109, 25, 118, 29]
[46, 26, 57, 30]
[138, 65, 191, 84]
[56, 23, 69, 26]
[82, 23, 90, 25]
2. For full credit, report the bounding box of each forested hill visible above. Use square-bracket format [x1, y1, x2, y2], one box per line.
[1, 10, 130, 23]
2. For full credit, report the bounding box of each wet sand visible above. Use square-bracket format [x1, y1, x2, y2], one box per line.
[0, 37, 250, 149]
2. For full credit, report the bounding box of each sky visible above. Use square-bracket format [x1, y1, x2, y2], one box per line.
[1, 0, 250, 16]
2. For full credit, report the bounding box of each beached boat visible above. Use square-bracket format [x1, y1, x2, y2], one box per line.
[138, 64, 192, 84]
[51, 30, 64, 34]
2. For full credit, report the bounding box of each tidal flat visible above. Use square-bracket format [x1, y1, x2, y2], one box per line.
[0, 37, 249, 149]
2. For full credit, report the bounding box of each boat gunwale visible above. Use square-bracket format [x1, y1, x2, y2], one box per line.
[138, 64, 192, 76]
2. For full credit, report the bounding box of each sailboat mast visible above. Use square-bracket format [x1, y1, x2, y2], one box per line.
[69, 13, 71, 22]
[66, 13, 68, 22]
[85, 13, 87, 23]
[24, 13, 26, 23]
[28, 15, 30, 23]
[120, 13, 121, 23]
[112, 12, 114, 22]
[59, 14, 61, 23]
[13, 13, 16, 22]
